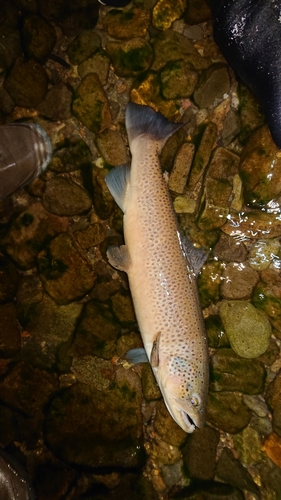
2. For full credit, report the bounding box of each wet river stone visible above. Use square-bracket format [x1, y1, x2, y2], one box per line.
[197, 147, 240, 230]
[194, 65, 230, 109]
[221, 262, 259, 300]
[182, 426, 220, 480]
[207, 391, 251, 434]
[38, 233, 95, 305]
[106, 38, 154, 77]
[68, 298, 121, 360]
[239, 125, 281, 206]
[205, 314, 230, 349]
[43, 177, 92, 216]
[44, 367, 144, 468]
[72, 73, 111, 133]
[219, 300, 272, 358]
[96, 129, 129, 167]
[4, 57, 48, 107]
[0, 26, 21, 74]
[152, 0, 185, 30]
[3, 202, 68, 270]
[78, 51, 110, 85]
[213, 233, 248, 262]
[21, 14, 56, 61]
[103, 7, 150, 39]
[210, 348, 266, 394]
[216, 448, 260, 495]
[249, 239, 280, 271]
[187, 122, 217, 191]
[66, 29, 101, 65]
[37, 83, 72, 121]
[0, 361, 58, 416]
[0, 302, 21, 357]
[92, 167, 116, 219]
[16, 276, 83, 369]
[0, 256, 19, 302]
[49, 138, 92, 173]
[160, 59, 198, 99]
[252, 269, 281, 334]
[266, 371, 281, 437]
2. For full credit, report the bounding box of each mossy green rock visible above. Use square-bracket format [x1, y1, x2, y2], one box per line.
[207, 391, 251, 434]
[4, 57, 48, 107]
[198, 261, 223, 309]
[152, 0, 185, 30]
[67, 29, 101, 65]
[78, 51, 110, 85]
[72, 73, 111, 133]
[43, 177, 92, 216]
[219, 300, 272, 358]
[106, 38, 154, 77]
[252, 276, 281, 334]
[210, 348, 266, 394]
[160, 59, 198, 99]
[238, 83, 265, 144]
[103, 7, 150, 39]
[205, 315, 230, 348]
[152, 30, 210, 72]
[21, 14, 56, 61]
[44, 374, 144, 468]
[233, 426, 263, 466]
[38, 233, 95, 305]
[239, 125, 281, 206]
[68, 299, 121, 360]
[187, 122, 217, 191]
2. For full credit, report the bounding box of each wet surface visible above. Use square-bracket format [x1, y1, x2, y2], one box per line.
[0, 0, 281, 498]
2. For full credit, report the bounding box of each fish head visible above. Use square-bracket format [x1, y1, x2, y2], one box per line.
[158, 355, 208, 433]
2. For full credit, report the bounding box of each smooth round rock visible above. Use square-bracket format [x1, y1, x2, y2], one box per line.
[219, 300, 272, 359]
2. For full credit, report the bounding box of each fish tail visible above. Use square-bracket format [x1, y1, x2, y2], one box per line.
[125, 102, 183, 152]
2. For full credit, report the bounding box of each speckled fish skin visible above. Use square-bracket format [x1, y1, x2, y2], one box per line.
[208, 0, 281, 149]
[0, 123, 52, 200]
[106, 103, 209, 433]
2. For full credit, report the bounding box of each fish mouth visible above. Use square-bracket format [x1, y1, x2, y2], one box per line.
[181, 410, 196, 433]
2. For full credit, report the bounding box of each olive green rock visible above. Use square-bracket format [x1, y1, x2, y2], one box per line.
[106, 38, 154, 77]
[38, 233, 95, 305]
[198, 261, 223, 309]
[152, 0, 185, 30]
[216, 448, 260, 495]
[78, 51, 110, 85]
[207, 391, 251, 434]
[72, 73, 111, 133]
[205, 314, 230, 349]
[103, 7, 150, 39]
[160, 59, 198, 99]
[67, 29, 101, 65]
[92, 167, 116, 220]
[210, 348, 266, 394]
[219, 300, 272, 358]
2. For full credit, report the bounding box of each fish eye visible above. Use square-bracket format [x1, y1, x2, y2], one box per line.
[190, 396, 200, 406]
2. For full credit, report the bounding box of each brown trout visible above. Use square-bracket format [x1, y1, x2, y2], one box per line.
[105, 102, 209, 432]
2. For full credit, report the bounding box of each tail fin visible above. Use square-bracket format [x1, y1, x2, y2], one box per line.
[125, 102, 184, 151]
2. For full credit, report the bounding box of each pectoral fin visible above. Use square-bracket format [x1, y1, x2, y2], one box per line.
[150, 332, 161, 367]
[107, 245, 131, 272]
[125, 348, 148, 364]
